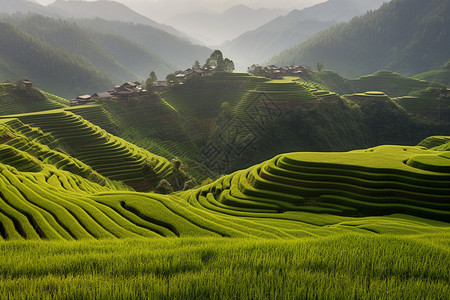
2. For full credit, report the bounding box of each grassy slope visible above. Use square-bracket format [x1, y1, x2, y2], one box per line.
[0, 83, 68, 115]
[301, 70, 450, 124]
[415, 60, 450, 86]
[415, 69, 450, 87]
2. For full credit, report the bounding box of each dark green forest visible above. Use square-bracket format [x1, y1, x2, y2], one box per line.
[0, 21, 113, 97]
[270, 0, 450, 77]
[0, 14, 210, 98]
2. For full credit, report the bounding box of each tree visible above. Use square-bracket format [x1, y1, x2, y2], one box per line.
[145, 71, 158, 92]
[223, 58, 235, 72]
[204, 50, 234, 73]
[166, 73, 176, 86]
[205, 50, 224, 70]
[193, 60, 201, 69]
[150, 71, 157, 82]
[155, 179, 174, 194]
[317, 61, 324, 72]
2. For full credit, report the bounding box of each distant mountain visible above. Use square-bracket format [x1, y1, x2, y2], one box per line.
[7, 15, 174, 80]
[47, 0, 186, 40]
[77, 18, 212, 71]
[90, 31, 175, 80]
[222, 0, 386, 70]
[269, 0, 450, 77]
[293, 0, 387, 22]
[165, 4, 286, 46]
[0, 0, 48, 15]
[9, 15, 138, 82]
[0, 21, 114, 97]
[0, 14, 180, 98]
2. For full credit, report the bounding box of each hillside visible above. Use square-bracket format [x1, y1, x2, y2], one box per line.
[221, 0, 386, 69]
[77, 18, 212, 71]
[0, 107, 177, 192]
[415, 60, 450, 86]
[152, 74, 448, 173]
[9, 15, 139, 82]
[301, 69, 450, 123]
[270, 0, 450, 77]
[0, 83, 67, 115]
[47, 0, 187, 40]
[0, 0, 49, 15]
[0, 21, 114, 98]
[0, 15, 179, 97]
[7, 14, 174, 80]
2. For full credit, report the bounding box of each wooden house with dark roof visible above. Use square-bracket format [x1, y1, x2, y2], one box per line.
[91, 92, 112, 100]
[21, 80, 33, 89]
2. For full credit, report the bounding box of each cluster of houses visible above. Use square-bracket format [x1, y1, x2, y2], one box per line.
[69, 64, 313, 105]
[171, 66, 217, 85]
[248, 64, 311, 79]
[70, 81, 144, 105]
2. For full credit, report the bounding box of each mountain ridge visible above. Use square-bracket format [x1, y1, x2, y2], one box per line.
[269, 0, 450, 77]
[221, 0, 386, 70]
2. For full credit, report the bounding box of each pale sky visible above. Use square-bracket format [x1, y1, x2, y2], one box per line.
[33, 0, 327, 22]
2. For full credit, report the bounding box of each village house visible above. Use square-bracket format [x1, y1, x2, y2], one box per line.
[21, 80, 33, 89]
[70, 94, 93, 106]
[172, 66, 216, 84]
[91, 92, 112, 100]
[71, 81, 144, 105]
[248, 64, 311, 79]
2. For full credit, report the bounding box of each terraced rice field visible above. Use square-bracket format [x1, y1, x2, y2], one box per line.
[0, 79, 449, 299]
[0, 83, 66, 115]
[0, 128, 448, 241]
[0, 109, 173, 191]
[348, 70, 430, 97]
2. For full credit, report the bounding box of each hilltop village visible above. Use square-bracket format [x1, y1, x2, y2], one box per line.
[70, 64, 311, 105]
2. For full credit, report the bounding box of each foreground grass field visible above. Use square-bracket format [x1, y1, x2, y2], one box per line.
[1, 234, 448, 299]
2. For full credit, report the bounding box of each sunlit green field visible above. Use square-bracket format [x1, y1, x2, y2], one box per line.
[1, 234, 449, 299]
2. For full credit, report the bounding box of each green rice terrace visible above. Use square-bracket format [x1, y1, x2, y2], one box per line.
[0, 75, 449, 299]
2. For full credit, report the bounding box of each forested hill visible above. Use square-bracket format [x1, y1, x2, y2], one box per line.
[0, 14, 200, 98]
[46, 0, 186, 40]
[5, 15, 174, 79]
[0, 21, 114, 97]
[76, 18, 212, 70]
[222, 0, 385, 69]
[269, 0, 450, 77]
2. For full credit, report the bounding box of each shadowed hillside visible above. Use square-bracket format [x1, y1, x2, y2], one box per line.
[270, 0, 450, 77]
[0, 21, 114, 97]
[222, 0, 386, 69]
